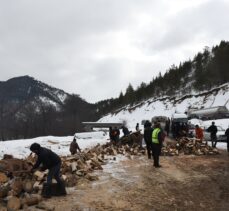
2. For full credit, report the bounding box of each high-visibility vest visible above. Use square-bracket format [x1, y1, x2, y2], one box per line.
[152, 128, 161, 144]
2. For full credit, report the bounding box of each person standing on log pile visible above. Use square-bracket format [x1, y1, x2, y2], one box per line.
[113, 127, 120, 145]
[136, 123, 139, 131]
[122, 125, 130, 137]
[207, 122, 218, 147]
[225, 126, 229, 154]
[195, 125, 204, 141]
[151, 122, 163, 168]
[144, 120, 153, 159]
[30, 143, 66, 198]
[109, 127, 114, 142]
[70, 137, 81, 155]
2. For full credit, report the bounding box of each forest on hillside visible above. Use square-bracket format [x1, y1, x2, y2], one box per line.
[1, 41, 229, 140]
[96, 40, 229, 116]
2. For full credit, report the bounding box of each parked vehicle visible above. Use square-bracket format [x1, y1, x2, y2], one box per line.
[151, 116, 168, 129]
[171, 113, 188, 138]
[204, 125, 227, 142]
[187, 106, 229, 120]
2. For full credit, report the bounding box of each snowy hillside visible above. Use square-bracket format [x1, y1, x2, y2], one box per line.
[0, 131, 108, 159]
[98, 83, 229, 130]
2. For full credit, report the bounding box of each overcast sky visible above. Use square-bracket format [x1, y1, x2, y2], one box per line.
[0, 0, 229, 103]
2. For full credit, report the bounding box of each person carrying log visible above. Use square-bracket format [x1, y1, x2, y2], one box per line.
[69, 137, 81, 155]
[30, 143, 66, 198]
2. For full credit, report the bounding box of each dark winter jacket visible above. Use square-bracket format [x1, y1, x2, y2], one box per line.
[144, 127, 153, 145]
[32, 147, 61, 170]
[207, 125, 218, 138]
[122, 126, 130, 136]
[70, 141, 81, 155]
[225, 128, 229, 140]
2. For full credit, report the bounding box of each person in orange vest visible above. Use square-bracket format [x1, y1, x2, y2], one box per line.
[195, 125, 204, 141]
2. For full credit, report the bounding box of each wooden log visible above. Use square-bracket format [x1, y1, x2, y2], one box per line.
[34, 170, 46, 181]
[21, 194, 42, 206]
[33, 181, 42, 191]
[0, 173, 8, 184]
[23, 181, 34, 193]
[7, 196, 21, 211]
[0, 206, 7, 211]
[11, 180, 23, 196]
[0, 185, 10, 198]
[71, 162, 77, 172]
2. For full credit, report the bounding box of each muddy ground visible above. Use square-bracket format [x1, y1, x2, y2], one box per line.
[37, 149, 229, 211]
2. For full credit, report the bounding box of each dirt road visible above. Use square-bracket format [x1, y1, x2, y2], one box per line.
[41, 151, 229, 211]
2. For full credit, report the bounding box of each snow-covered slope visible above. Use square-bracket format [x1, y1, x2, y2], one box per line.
[98, 83, 229, 130]
[0, 131, 108, 159]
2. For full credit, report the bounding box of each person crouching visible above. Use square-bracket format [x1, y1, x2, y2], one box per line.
[30, 143, 66, 198]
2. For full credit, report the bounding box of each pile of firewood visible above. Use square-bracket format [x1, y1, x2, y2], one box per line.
[0, 142, 145, 210]
[161, 137, 220, 156]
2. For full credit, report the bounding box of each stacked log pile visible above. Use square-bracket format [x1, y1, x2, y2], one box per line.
[161, 137, 220, 156]
[0, 142, 145, 210]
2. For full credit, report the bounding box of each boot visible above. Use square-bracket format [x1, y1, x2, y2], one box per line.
[42, 183, 52, 198]
[58, 181, 67, 196]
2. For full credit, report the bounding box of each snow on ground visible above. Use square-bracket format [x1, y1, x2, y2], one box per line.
[0, 131, 109, 159]
[98, 84, 229, 150]
[1, 84, 228, 159]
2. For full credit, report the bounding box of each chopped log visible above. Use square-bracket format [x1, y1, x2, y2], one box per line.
[11, 180, 23, 196]
[33, 181, 42, 191]
[0, 206, 7, 211]
[71, 162, 77, 172]
[62, 175, 67, 181]
[0, 185, 10, 198]
[34, 171, 46, 181]
[0, 173, 8, 184]
[21, 194, 42, 206]
[23, 181, 34, 193]
[7, 196, 21, 211]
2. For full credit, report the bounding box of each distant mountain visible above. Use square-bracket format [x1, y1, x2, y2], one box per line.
[0, 76, 68, 112]
[0, 76, 97, 140]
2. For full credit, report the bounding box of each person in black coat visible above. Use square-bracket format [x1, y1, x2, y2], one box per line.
[136, 123, 139, 131]
[207, 122, 218, 148]
[144, 121, 153, 159]
[69, 138, 81, 155]
[30, 143, 66, 197]
[165, 118, 170, 136]
[225, 127, 229, 153]
[122, 126, 130, 137]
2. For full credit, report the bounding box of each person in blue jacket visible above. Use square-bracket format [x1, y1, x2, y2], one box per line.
[30, 143, 66, 198]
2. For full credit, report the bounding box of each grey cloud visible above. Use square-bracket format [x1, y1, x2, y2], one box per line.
[0, 0, 228, 103]
[148, 0, 229, 51]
